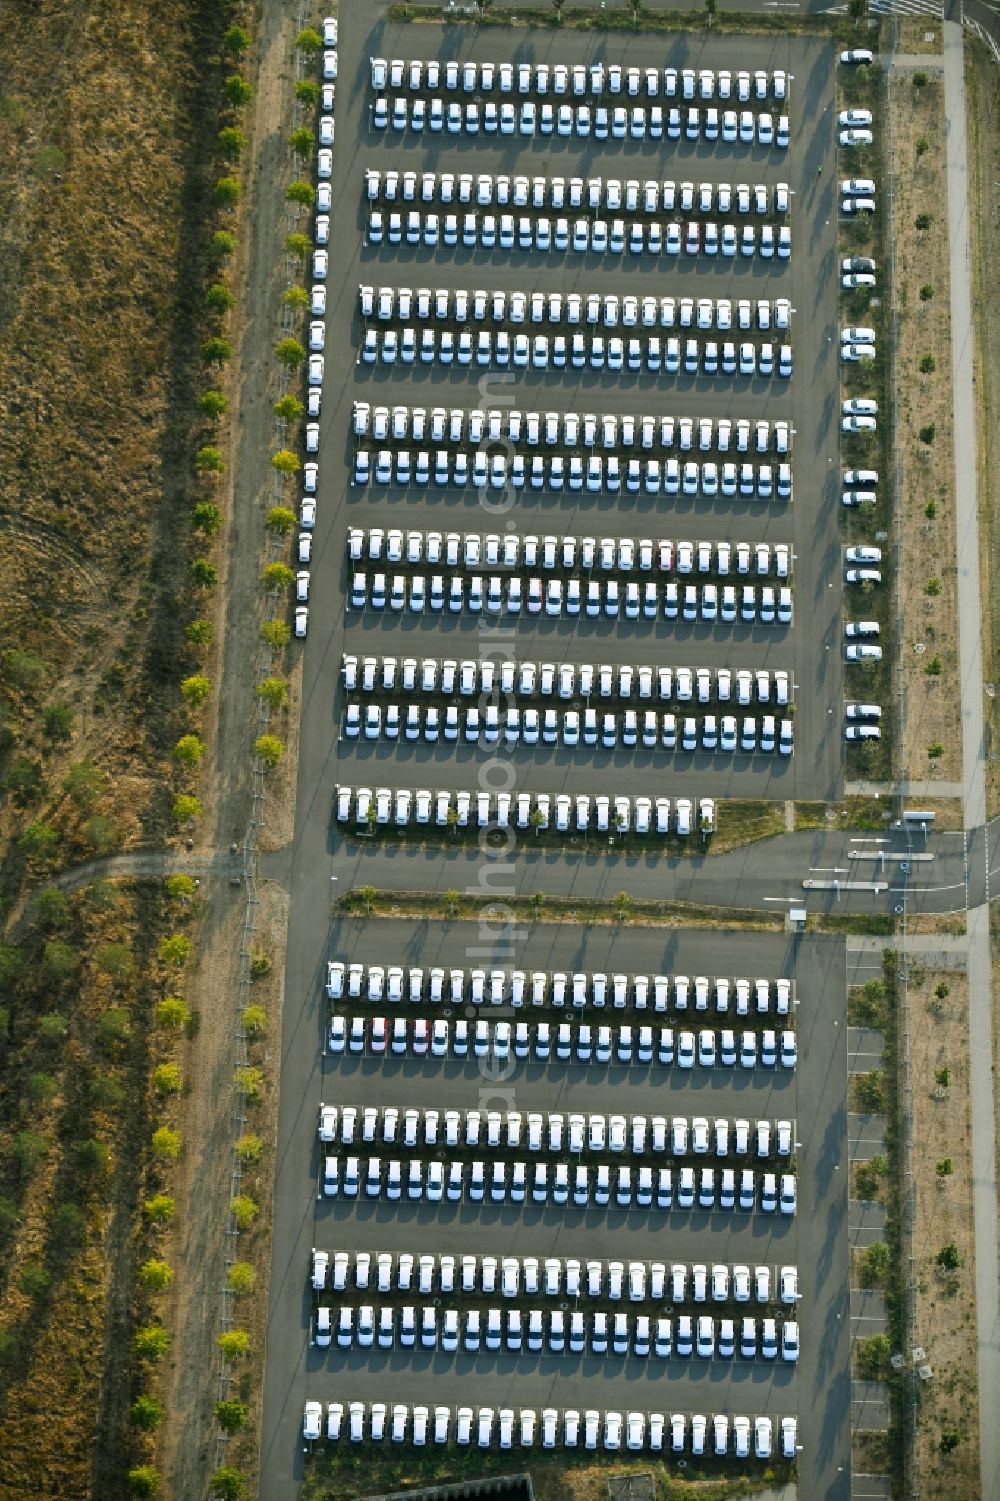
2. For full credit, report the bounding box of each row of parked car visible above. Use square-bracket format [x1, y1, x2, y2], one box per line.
[366, 168, 792, 219]
[318, 1105, 796, 1154]
[360, 285, 792, 335]
[310, 1248, 799, 1304]
[359, 325, 794, 378]
[342, 701, 795, 758]
[334, 784, 711, 836]
[366, 208, 793, 260]
[372, 95, 790, 148]
[320, 1154, 798, 1214]
[326, 1015, 796, 1069]
[309, 1399, 797, 1459]
[316, 1301, 800, 1364]
[353, 447, 793, 498]
[354, 402, 794, 455]
[348, 571, 794, 625]
[370, 57, 790, 103]
[325, 960, 794, 1013]
[347, 528, 791, 576]
[342, 657, 792, 708]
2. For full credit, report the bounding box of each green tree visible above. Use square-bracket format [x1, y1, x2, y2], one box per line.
[926, 656, 943, 676]
[928, 743, 944, 759]
[275, 337, 305, 369]
[172, 794, 203, 824]
[282, 285, 309, 311]
[85, 879, 118, 913]
[257, 677, 288, 711]
[936, 1157, 954, 1177]
[224, 23, 251, 54]
[130, 1396, 164, 1431]
[158, 934, 191, 967]
[180, 675, 212, 707]
[195, 445, 225, 473]
[43, 702, 74, 742]
[855, 1070, 887, 1112]
[206, 281, 236, 315]
[444, 888, 462, 916]
[97, 942, 134, 979]
[191, 502, 223, 537]
[262, 562, 295, 590]
[192, 560, 218, 592]
[216, 1398, 250, 1432]
[227, 1261, 256, 1294]
[51, 1201, 85, 1241]
[20, 1261, 51, 1297]
[134, 1323, 170, 1360]
[223, 74, 253, 107]
[296, 27, 324, 54]
[156, 995, 190, 1029]
[143, 1193, 175, 1223]
[217, 125, 246, 162]
[89, 1072, 124, 1110]
[295, 80, 320, 106]
[12, 1129, 48, 1174]
[234, 1066, 264, 1098]
[34, 885, 69, 926]
[231, 1194, 258, 1229]
[211, 1468, 247, 1501]
[63, 758, 104, 807]
[38, 1011, 67, 1044]
[28, 1071, 57, 1104]
[355, 885, 377, 915]
[0, 1197, 19, 1236]
[265, 505, 296, 536]
[271, 448, 300, 476]
[43, 939, 78, 981]
[5, 648, 48, 690]
[128, 1467, 161, 1497]
[255, 735, 283, 768]
[287, 180, 317, 208]
[939, 1430, 961, 1454]
[285, 232, 310, 258]
[200, 389, 228, 421]
[915, 212, 932, 230]
[139, 1258, 173, 1292]
[289, 127, 314, 157]
[217, 1329, 251, 1362]
[913, 69, 929, 86]
[173, 734, 205, 767]
[201, 336, 233, 366]
[74, 1138, 109, 1177]
[211, 230, 236, 259]
[861, 1240, 891, 1286]
[165, 873, 197, 900]
[261, 620, 291, 648]
[273, 394, 304, 421]
[242, 1003, 268, 1033]
[935, 1065, 951, 1087]
[924, 576, 942, 596]
[236, 1132, 263, 1162]
[920, 285, 935, 301]
[920, 353, 936, 374]
[856, 1332, 891, 1379]
[4, 758, 46, 806]
[916, 135, 929, 157]
[151, 1126, 181, 1160]
[185, 619, 213, 646]
[153, 1063, 182, 1094]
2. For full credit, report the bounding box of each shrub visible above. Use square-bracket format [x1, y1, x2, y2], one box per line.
[861, 1240, 890, 1286]
[166, 873, 197, 900]
[128, 1468, 161, 1498]
[38, 1012, 67, 1043]
[195, 446, 225, 476]
[242, 1003, 268, 1033]
[185, 620, 213, 646]
[134, 1324, 170, 1360]
[936, 1065, 951, 1087]
[151, 1127, 181, 1160]
[916, 134, 929, 156]
[12, 1130, 48, 1174]
[919, 423, 936, 444]
[928, 743, 944, 758]
[143, 1194, 175, 1223]
[83, 815, 116, 853]
[35, 886, 69, 926]
[857, 1332, 891, 1378]
[28, 1071, 57, 1104]
[920, 353, 936, 374]
[211, 230, 236, 259]
[19, 821, 59, 860]
[915, 212, 932, 230]
[913, 69, 928, 86]
[935, 981, 950, 999]
[43, 940, 78, 980]
[97, 1007, 131, 1048]
[211, 1469, 247, 1501]
[924, 577, 941, 596]
[20, 1262, 51, 1297]
[936, 1158, 953, 1177]
[940, 1429, 961, 1454]
[926, 656, 943, 676]
[63, 758, 104, 807]
[42, 702, 74, 742]
[855, 1070, 887, 1111]
[920, 285, 934, 301]
[5, 647, 48, 689]
[936, 1241, 961, 1270]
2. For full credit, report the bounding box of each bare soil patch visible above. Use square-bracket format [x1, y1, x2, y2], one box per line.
[895, 17, 943, 55]
[906, 968, 980, 1494]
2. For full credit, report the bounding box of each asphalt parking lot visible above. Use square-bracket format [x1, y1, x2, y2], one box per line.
[261, 920, 848, 1497]
[300, 8, 843, 817]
